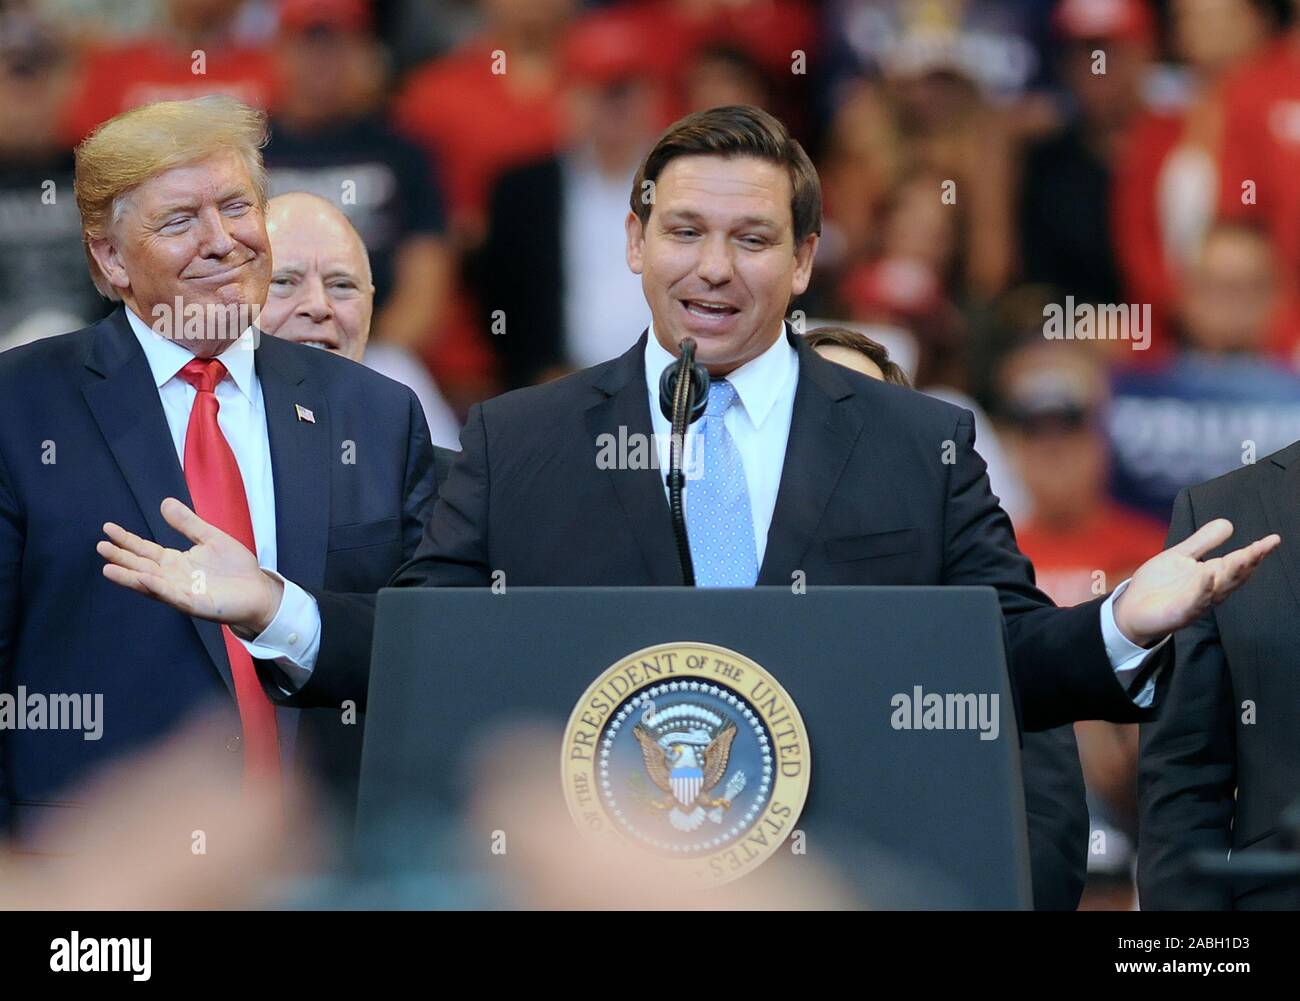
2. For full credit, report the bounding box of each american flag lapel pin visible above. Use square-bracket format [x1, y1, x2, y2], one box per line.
[294, 403, 316, 424]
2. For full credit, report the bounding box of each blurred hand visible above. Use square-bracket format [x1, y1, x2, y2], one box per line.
[97, 497, 283, 639]
[1114, 518, 1279, 648]
[1, 715, 315, 909]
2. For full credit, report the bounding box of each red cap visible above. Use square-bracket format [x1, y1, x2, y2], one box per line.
[562, 11, 667, 86]
[1052, 0, 1154, 44]
[279, 0, 369, 35]
[842, 258, 942, 318]
[840, 257, 965, 349]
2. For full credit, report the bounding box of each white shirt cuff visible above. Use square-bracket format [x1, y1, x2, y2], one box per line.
[1099, 578, 1168, 708]
[237, 570, 321, 690]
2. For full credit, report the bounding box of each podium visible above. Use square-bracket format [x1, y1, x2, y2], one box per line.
[355, 586, 1032, 908]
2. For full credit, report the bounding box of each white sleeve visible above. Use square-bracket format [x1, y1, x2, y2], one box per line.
[236, 571, 321, 689]
[1099, 579, 1168, 708]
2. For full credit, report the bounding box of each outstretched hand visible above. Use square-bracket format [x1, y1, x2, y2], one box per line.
[1113, 518, 1280, 648]
[97, 498, 283, 639]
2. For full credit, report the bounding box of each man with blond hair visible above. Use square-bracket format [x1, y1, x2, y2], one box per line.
[0, 96, 442, 841]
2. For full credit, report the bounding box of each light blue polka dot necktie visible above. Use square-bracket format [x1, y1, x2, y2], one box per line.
[687, 379, 758, 587]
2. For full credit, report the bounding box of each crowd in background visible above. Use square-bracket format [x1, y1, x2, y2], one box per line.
[4, 0, 1300, 908]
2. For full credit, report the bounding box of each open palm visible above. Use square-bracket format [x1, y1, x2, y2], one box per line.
[97, 498, 280, 636]
[1114, 517, 1280, 647]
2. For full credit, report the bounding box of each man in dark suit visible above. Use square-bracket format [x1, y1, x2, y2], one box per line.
[0, 96, 446, 843]
[103, 106, 1277, 896]
[1138, 447, 1300, 910]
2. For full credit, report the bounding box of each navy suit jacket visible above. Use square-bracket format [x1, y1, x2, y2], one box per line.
[0, 307, 443, 840]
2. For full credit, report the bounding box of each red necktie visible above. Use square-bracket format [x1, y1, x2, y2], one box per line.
[178, 357, 281, 783]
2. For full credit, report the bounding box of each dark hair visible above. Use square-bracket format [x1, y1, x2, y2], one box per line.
[804, 326, 911, 387]
[630, 104, 822, 244]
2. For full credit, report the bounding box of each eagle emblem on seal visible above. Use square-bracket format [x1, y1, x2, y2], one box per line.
[632, 700, 748, 832]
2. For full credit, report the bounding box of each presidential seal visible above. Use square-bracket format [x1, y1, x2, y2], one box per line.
[562, 642, 811, 885]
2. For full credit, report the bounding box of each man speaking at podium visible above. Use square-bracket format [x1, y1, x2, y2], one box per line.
[101, 108, 1276, 744]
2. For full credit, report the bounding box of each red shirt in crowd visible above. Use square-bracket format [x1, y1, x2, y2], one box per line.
[608, 0, 817, 123]
[60, 38, 278, 144]
[1015, 503, 1167, 607]
[615, 0, 818, 80]
[1216, 35, 1300, 359]
[392, 41, 564, 234]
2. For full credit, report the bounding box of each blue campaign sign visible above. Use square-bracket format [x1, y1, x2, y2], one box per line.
[1108, 353, 1300, 520]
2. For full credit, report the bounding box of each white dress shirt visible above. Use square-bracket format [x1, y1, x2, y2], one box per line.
[124, 307, 319, 684]
[259, 320, 1164, 705]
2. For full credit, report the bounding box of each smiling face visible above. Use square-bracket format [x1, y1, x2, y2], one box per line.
[626, 154, 817, 375]
[88, 150, 270, 357]
[259, 193, 373, 361]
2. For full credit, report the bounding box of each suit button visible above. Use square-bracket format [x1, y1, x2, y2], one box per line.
[226, 734, 242, 752]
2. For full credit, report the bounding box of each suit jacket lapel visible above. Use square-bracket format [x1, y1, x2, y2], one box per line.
[1258, 441, 1300, 612]
[757, 332, 867, 584]
[255, 333, 331, 590]
[584, 331, 681, 585]
[81, 309, 235, 695]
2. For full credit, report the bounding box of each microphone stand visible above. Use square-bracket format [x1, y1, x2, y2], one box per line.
[658, 337, 709, 586]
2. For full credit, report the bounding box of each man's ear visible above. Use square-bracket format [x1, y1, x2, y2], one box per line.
[625, 210, 646, 275]
[791, 233, 819, 297]
[87, 234, 131, 294]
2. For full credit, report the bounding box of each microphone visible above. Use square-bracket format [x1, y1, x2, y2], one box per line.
[658, 338, 710, 586]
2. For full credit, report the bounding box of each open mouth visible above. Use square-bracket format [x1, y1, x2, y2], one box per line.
[284, 333, 339, 351]
[274, 323, 341, 351]
[680, 299, 740, 321]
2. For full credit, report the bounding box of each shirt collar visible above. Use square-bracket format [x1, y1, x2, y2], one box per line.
[644, 320, 795, 429]
[124, 306, 257, 401]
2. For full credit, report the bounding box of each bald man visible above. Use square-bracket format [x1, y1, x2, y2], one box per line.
[261, 192, 460, 448]
[262, 191, 374, 360]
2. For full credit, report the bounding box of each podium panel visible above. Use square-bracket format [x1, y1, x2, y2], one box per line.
[356, 586, 1031, 908]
